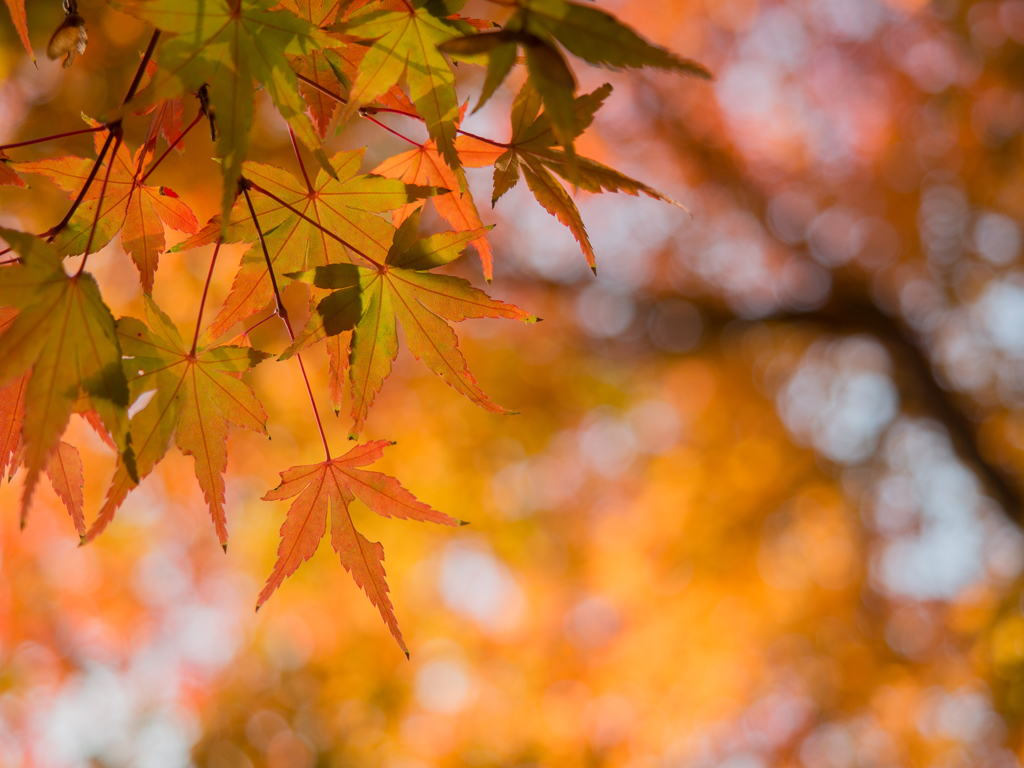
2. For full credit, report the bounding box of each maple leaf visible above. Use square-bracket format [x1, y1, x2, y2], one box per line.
[135, 61, 185, 150]
[0, 307, 26, 483]
[440, 0, 710, 159]
[15, 128, 199, 293]
[172, 149, 432, 345]
[45, 441, 86, 539]
[372, 137, 497, 280]
[467, 81, 689, 272]
[0, 314, 84, 534]
[0, 151, 26, 188]
[281, 0, 349, 137]
[336, 2, 476, 172]
[113, 0, 339, 222]
[3, 0, 33, 62]
[283, 209, 537, 436]
[0, 228, 132, 523]
[258, 439, 460, 655]
[86, 296, 269, 546]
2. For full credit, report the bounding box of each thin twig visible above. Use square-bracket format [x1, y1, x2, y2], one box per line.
[191, 239, 222, 356]
[241, 184, 332, 462]
[0, 125, 107, 153]
[295, 73, 349, 105]
[124, 31, 161, 105]
[244, 178, 384, 270]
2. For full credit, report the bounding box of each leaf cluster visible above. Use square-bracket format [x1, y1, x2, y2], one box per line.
[0, 0, 707, 651]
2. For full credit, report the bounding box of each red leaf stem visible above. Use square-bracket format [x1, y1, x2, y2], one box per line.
[241, 184, 331, 462]
[191, 239, 222, 355]
[0, 125, 108, 153]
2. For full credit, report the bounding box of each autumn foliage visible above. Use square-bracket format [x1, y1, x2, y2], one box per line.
[0, 0, 707, 651]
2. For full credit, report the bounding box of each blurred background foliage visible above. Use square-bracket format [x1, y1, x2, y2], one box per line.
[2, 0, 1024, 766]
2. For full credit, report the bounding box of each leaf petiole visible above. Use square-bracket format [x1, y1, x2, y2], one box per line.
[191, 239, 222, 356]
[241, 182, 332, 462]
[77, 126, 124, 275]
[293, 72, 509, 150]
[288, 126, 314, 195]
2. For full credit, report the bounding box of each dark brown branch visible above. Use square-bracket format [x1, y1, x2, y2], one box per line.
[769, 292, 1023, 519]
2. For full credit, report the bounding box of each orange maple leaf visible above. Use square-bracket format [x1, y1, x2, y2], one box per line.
[372, 135, 501, 280]
[258, 440, 460, 655]
[3, 0, 33, 62]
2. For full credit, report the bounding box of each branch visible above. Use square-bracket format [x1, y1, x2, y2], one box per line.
[772, 291, 1023, 519]
[40, 30, 160, 245]
[123, 30, 161, 105]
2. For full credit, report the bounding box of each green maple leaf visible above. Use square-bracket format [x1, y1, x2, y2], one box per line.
[113, 0, 339, 223]
[0, 229, 133, 524]
[171, 148, 434, 412]
[440, 0, 710, 161]
[170, 149, 434, 410]
[282, 209, 537, 436]
[87, 296, 269, 546]
[336, 1, 475, 172]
